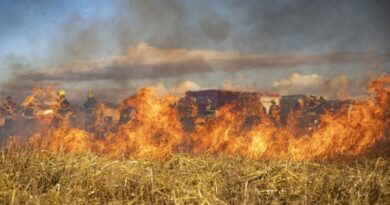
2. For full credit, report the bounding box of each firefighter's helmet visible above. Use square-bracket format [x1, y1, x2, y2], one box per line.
[190, 97, 197, 103]
[87, 91, 95, 99]
[297, 98, 304, 106]
[57, 90, 66, 97]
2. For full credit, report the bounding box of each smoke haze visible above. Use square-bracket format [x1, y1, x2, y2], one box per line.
[0, 0, 389, 102]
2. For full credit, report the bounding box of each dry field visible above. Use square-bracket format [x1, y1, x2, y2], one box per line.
[0, 150, 389, 204]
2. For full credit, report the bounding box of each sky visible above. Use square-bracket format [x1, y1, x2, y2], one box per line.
[0, 0, 389, 102]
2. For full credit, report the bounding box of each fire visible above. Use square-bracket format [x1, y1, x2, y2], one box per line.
[21, 85, 59, 125]
[29, 123, 92, 152]
[289, 74, 389, 159]
[42, 109, 54, 115]
[99, 88, 184, 158]
[3, 74, 389, 160]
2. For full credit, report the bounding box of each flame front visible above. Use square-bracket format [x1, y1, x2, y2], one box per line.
[98, 88, 184, 158]
[5, 74, 389, 160]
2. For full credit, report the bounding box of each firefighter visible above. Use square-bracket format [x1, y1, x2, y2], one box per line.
[178, 96, 197, 132]
[306, 95, 323, 133]
[204, 97, 214, 116]
[57, 90, 71, 114]
[296, 98, 305, 110]
[306, 95, 317, 112]
[260, 102, 267, 117]
[291, 98, 306, 134]
[269, 99, 281, 125]
[178, 96, 197, 117]
[56, 90, 71, 115]
[2, 96, 19, 131]
[83, 92, 99, 131]
[119, 106, 135, 125]
[84, 92, 98, 108]
[243, 98, 266, 129]
[3, 96, 18, 115]
[316, 96, 327, 114]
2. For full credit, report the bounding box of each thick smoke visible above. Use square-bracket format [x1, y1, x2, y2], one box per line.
[14, 44, 386, 82]
[272, 73, 350, 99]
[0, 0, 389, 101]
[2, 43, 387, 101]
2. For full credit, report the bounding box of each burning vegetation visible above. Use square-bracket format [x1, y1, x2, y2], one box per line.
[0, 73, 389, 204]
[1, 73, 389, 160]
[1, 1, 389, 203]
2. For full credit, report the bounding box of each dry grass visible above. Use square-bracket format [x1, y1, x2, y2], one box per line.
[0, 150, 389, 204]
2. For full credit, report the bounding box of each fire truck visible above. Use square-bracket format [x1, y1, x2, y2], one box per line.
[178, 89, 280, 131]
[185, 89, 280, 115]
[179, 89, 352, 135]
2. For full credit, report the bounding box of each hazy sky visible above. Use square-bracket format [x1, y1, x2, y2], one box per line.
[0, 0, 389, 102]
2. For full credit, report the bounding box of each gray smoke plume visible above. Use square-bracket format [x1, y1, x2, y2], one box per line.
[0, 0, 389, 101]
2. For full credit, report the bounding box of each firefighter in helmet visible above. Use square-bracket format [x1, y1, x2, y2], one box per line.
[3, 96, 18, 115]
[306, 95, 317, 111]
[269, 99, 281, 125]
[305, 95, 323, 133]
[316, 96, 326, 114]
[296, 98, 305, 111]
[83, 91, 99, 131]
[204, 97, 214, 116]
[287, 97, 306, 136]
[178, 96, 197, 118]
[56, 90, 71, 117]
[84, 92, 98, 111]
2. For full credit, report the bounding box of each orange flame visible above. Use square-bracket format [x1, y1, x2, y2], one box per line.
[6, 73, 390, 160]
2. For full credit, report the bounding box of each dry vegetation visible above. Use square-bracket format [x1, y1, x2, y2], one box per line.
[0, 150, 389, 204]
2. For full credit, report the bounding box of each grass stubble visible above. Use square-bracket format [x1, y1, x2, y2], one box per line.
[0, 150, 389, 204]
